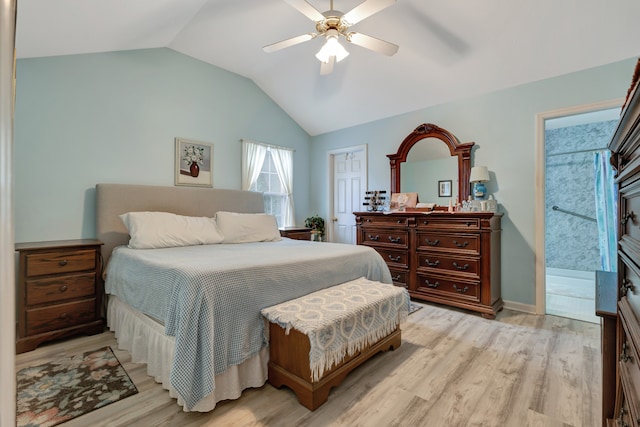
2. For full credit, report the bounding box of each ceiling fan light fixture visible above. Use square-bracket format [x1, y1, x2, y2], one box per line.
[315, 33, 349, 63]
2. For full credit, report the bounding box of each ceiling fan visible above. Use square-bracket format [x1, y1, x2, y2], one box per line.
[263, 0, 399, 75]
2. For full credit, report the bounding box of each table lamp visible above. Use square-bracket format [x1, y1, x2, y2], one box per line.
[470, 166, 490, 200]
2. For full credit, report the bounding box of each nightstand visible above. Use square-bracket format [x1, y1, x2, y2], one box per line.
[15, 239, 104, 354]
[279, 227, 312, 240]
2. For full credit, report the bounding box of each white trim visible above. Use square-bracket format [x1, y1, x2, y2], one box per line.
[0, 0, 16, 424]
[503, 300, 537, 314]
[326, 144, 368, 243]
[534, 98, 623, 315]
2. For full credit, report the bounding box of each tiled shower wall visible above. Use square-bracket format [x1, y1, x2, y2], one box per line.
[545, 120, 617, 271]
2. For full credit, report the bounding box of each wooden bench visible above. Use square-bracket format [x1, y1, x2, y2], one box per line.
[261, 278, 407, 410]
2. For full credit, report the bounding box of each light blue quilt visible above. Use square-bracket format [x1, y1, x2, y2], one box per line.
[105, 239, 391, 410]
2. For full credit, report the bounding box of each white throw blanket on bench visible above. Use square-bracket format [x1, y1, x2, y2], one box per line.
[261, 277, 410, 382]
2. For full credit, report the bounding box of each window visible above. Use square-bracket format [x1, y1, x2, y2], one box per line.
[241, 140, 294, 227]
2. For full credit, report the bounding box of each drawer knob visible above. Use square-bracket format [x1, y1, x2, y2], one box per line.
[465, 221, 473, 227]
[388, 236, 401, 243]
[425, 239, 439, 246]
[621, 211, 635, 226]
[59, 285, 68, 292]
[392, 275, 402, 282]
[60, 312, 69, 319]
[621, 278, 634, 296]
[425, 279, 439, 288]
[388, 255, 402, 262]
[397, 220, 403, 224]
[453, 262, 470, 271]
[368, 234, 380, 241]
[453, 285, 469, 293]
[453, 240, 469, 248]
[621, 342, 633, 363]
[58, 259, 68, 266]
[425, 259, 440, 267]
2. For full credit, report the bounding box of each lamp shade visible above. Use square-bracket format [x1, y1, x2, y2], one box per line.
[469, 166, 490, 183]
[316, 30, 349, 63]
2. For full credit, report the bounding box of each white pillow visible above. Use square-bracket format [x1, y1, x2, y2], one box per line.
[215, 212, 282, 243]
[120, 211, 224, 249]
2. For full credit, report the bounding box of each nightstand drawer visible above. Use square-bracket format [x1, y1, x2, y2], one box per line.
[26, 299, 96, 335]
[26, 272, 96, 306]
[25, 249, 96, 277]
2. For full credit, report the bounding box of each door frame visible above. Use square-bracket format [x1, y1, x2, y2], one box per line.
[326, 144, 368, 243]
[534, 98, 623, 315]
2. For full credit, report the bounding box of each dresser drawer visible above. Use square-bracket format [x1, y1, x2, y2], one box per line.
[26, 272, 96, 306]
[374, 248, 409, 268]
[388, 268, 408, 289]
[417, 253, 480, 280]
[619, 299, 640, 427]
[26, 299, 96, 335]
[362, 229, 409, 249]
[416, 232, 480, 255]
[415, 273, 479, 302]
[416, 217, 480, 230]
[25, 249, 96, 277]
[360, 215, 409, 227]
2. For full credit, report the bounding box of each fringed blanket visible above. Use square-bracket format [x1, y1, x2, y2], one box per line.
[261, 277, 410, 382]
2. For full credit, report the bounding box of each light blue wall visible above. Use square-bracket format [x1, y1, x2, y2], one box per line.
[310, 57, 637, 306]
[14, 48, 311, 243]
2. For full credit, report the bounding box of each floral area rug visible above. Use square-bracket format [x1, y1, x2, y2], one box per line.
[17, 346, 138, 427]
[409, 301, 424, 315]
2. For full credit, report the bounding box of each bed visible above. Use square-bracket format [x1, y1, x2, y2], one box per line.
[96, 183, 392, 412]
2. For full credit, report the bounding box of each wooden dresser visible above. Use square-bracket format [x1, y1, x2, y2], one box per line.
[355, 211, 502, 318]
[15, 239, 104, 353]
[606, 60, 640, 427]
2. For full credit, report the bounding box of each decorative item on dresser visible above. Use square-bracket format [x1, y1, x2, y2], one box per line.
[15, 239, 104, 354]
[355, 211, 502, 318]
[603, 58, 640, 426]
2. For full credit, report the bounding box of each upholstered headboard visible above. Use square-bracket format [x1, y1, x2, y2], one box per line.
[96, 183, 265, 263]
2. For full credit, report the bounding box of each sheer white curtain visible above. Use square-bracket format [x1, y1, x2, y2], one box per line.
[270, 146, 295, 227]
[241, 140, 267, 191]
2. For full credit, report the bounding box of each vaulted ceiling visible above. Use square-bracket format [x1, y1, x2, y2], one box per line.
[16, 0, 640, 135]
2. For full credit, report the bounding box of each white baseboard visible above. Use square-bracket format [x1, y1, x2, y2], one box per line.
[503, 300, 537, 314]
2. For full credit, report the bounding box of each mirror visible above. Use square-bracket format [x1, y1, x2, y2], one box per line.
[388, 123, 475, 205]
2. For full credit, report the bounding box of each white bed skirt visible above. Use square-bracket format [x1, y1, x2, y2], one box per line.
[107, 295, 269, 412]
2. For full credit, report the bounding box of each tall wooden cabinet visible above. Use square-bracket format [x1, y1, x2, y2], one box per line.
[605, 59, 640, 426]
[355, 211, 502, 319]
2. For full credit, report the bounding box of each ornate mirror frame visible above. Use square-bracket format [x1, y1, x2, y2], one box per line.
[387, 123, 475, 202]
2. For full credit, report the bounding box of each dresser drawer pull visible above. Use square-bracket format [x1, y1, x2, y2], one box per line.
[59, 285, 68, 292]
[368, 234, 380, 241]
[621, 342, 633, 363]
[465, 221, 473, 227]
[59, 312, 69, 319]
[621, 211, 635, 226]
[58, 260, 68, 266]
[392, 274, 402, 282]
[425, 239, 439, 246]
[365, 218, 372, 222]
[621, 278, 634, 296]
[453, 240, 469, 248]
[452, 262, 470, 271]
[425, 279, 439, 288]
[397, 220, 403, 224]
[388, 236, 402, 243]
[453, 285, 469, 293]
[388, 255, 402, 262]
[616, 407, 629, 427]
[425, 259, 440, 267]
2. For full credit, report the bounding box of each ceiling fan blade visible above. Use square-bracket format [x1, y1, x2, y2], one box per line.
[342, 0, 397, 25]
[320, 56, 335, 75]
[284, 0, 325, 22]
[263, 33, 316, 53]
[347, 32, 399, 56]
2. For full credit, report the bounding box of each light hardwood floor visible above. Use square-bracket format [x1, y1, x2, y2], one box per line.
[16, 303, 601, 427]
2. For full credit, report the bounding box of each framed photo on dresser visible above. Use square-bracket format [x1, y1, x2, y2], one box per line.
[175, 138, 213, 187]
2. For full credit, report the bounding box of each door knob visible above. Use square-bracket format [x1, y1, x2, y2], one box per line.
[332, 218, 338, 222]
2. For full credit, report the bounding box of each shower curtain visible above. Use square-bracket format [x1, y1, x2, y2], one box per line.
[594, 150, 618, 272]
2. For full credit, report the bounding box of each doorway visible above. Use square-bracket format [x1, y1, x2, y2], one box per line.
[327, 145, 368, 244]
[535, 101, 621, 322]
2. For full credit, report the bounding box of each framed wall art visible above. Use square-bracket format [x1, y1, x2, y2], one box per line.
[175, 138, 213, 187]
[438, 180, 452, 197]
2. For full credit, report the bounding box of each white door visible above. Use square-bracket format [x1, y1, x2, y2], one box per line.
[331, 147, 367, 244]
